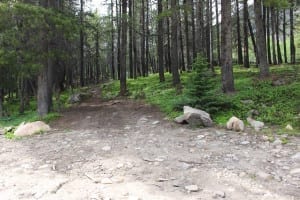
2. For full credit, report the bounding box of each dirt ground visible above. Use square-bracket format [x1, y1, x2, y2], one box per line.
[0, 91, 299, 200]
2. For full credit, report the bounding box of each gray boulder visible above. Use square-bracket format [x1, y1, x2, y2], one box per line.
[174, 106, 213, 127]
[14, 121, 51, 137]
[247, 117, 264, 131]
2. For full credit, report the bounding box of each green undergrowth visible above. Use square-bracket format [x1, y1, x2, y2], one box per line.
[102, 64, 300, 133]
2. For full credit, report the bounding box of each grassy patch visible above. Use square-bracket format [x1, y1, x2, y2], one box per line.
[102, 64, 300, 132]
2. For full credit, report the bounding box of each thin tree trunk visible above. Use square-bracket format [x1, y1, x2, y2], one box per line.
[157, 0, 165, 82]
[129, 0, 133, 78]
[80, 0, 84, 86]
[0, 89, 3, 117]
[271, 7, 277, 65]
[283, 9, 288, 63]
[290, 4, 295, 64]
[243, 0, 249, 68]
[196, 1, 204, 55]
[254, 0, 269, 77]
[206, 0, 211, 65]
[190, 0, 196, 60]
[132, 0, 138, 78]
[111, 0, 115, 79]
[215, 0, 220, 66]
[276, 9, 282, 64]
[171, 0, 181, 86]
[221, 0, 234, 93]
[179, 15, 185, 71]
[184, 0, 191, 68]
[95, 30, 100, 83]
[266, 7, 272, 64]
[236, 0, 243, 65]
[145, 0, 150, 76]
[116, 0, 121, 79]
[120, 0, 127, 95]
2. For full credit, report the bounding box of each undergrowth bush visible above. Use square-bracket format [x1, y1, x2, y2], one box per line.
[174, 55, 233, 115]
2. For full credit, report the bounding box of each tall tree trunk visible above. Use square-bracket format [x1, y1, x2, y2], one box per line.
[120, 0, 127, 95]
[276, 9, 282, 64]
[290, 4, 295, 64]
[157, 0, 165, 82]
[209, 0, 214, 72]
[184, 0, 191, 68]
[0, 89, 3, 117]
[179, 16, 185, 71]
[254, 0, 269, 77]
[196, 0, 204, 55]
[132, 0, 138, 78]
[215, 0, 220, 66]
[129, 0, 133, 78]
[140, 0, 146, 76]
[243, 0, 249, 68]
[166, 0, 171, 73]
[236, 0, 243, 65]
[266, 7, 272, 64]
[145, 0, 150, 76]
[206, 0, 211, 65]
[80, 0, 84, 86]
[111, 0, 115, 79]
[221, 0, 234, 93]
[271, 7, 277, 65]
[189, 0, 196, 60]
[116, 0, 121, 79]
[95, 30, 100, 83]
[283, 9, 288, 63]
[170, 0, 181, 86]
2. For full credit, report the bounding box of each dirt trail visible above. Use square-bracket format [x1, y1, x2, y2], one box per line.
[0, 94, 299, 200]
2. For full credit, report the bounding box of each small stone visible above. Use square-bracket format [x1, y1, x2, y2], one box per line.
[290, 168, 300, 175]
[272, 139, 282, 146]
[256, 171, 272, 181]
[239, 172, 246, 177]
[155, 157, 165, 162]
[213, 191, 226, 198]
[117, 163, 124, 169]
[101, 178, 113, 184]
[282, 166, 290, 170]
[112, 176, 124, 183]
[102, 146, 111, 151]
[197, 135, 205, 139]
[240, 141, 250, 145]
[184, 185, 199, 192]
[152, 121, 160, 125]
[286, 124, 293, 130]
[291, 152, 300, 161]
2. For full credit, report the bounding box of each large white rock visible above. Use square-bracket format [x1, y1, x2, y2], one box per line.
[247, 117, 264, 131]
[14, 121, 51, 137]
[174, 106, 213, 127]
[226, 116, 245, 132]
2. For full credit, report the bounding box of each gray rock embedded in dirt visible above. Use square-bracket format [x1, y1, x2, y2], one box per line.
[290, 168, 300, 175]
[175, 106, 213, 127]
[14, 121, 50, 137]
[101, 178, 113, 184]
[213, 191, 226, 198]
[226, 116, 245, 132]
[152, 121, 160, 125]
[291, 152, 300, 161]
[256, 171, 272, 181]
[184, 185, 199, 192]
[247, 117, 264, 131]
[102, 146, 111, 151]
[0, 128, 4, 135]
[272, 139, 282, 146]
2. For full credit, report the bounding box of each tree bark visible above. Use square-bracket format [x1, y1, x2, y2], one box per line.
[129, 0, 133, 78]
[236, 0, 243, 65]
[157, 0, 165, 82]
[290, 4, 295, 64]
[120, 0, 127, 95]
[243, 0, 249, 68]
[221, 0, 234, 93]
[254, 0, 269, 77]
[170, 0, 181, 86]
[80, 0, 84, 86]
[215, 0, 220, 66]
[271, 7, 277, 65]
[110, 0, 115, 79]
[140, 0, 146, 76]
[184, 0, 191, 68]
[266, 7, 272, 64]
[283, 9, 288, 63]
[276, 9, 282, 64]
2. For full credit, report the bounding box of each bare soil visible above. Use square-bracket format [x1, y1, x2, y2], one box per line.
[0, 91, 299, 200]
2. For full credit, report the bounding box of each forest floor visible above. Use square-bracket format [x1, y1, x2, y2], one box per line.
[0, 89, 299, 200]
